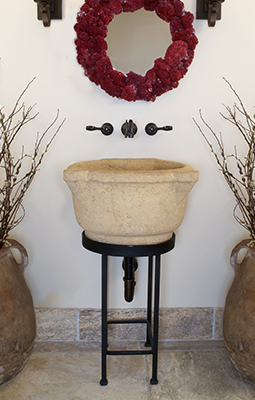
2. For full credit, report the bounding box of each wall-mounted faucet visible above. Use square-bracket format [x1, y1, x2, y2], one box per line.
[121, 120, 138, 139]
[86, 121, 173, 137]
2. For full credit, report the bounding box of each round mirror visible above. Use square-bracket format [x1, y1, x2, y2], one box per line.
[74, 1, 198, 102]
[106, 9, 172, 75]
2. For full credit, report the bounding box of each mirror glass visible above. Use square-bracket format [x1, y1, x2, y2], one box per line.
[106, 9, 172, 76]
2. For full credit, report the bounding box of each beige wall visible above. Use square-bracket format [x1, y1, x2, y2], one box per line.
[0, 0, 254, 309]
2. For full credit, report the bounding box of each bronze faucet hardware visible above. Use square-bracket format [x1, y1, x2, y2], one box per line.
[145, 123, 173, 136]
[86, 123, 114, 136]
[196, 0, 224, 27]
[121, 120, 138, 138]
[34, 0, 62, 27]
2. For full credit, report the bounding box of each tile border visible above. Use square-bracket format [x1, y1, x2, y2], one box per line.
[35, 307, 224, 343]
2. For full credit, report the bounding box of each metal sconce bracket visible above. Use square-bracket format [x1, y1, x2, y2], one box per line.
[34, 0, 62, 27]
[196, 0, 225, 27]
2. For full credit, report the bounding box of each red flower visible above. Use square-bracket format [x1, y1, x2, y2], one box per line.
[173, 28, 193, 43]
[172, 0, 184, 17]
[181, 11, 194, 28]
[183, 50, 194, 67]
[155, 1, 175, 22]
[152, 80, 166, 96]
[137, 83, 154, 101]
[94, 56, 113, 77]
[80, 11, 97, 26]
[154, 58, 170, 71]
[100, 75, 122, 97]
[170, 68, 182, 81]
[80, 3, 90, 13]
[126, 71, 145, 86]
[76, 14, 89, 27]
[170, 18, 184, 36]
[76, 46, 96, 68]
[165, 41, 188, 67]
[86, 0, 101, 7]
[93, 36, 108, 53]
[100, 0, 122, 14]
[93, 50, 107, 61]
[122, 0, 144, 12]
[145, 68, 157, 85]
[77, 53, 86, 69]
[178, 63, 188, 75]
[86, 68, 100, 85]
[154, 67, 172, 88]
[76, 37, 94, 51]
[86, 24, 107, 37]
[171, 81, 179, 88]
[75, 30, 90, 42]
[155, 68, 169, 79]
[109, 70, 126, 87]
[96, 6, 114, 25]
[186, 34, 198, 51]
[144, 0, 159, 11]
[121, 85, 137, 101]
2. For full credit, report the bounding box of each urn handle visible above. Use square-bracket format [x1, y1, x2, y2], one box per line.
[8, 239, 28, 273]
[230, 239, 251, 273]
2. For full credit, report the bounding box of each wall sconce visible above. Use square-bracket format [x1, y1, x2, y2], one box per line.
[196, 0, 225, 27]
[34, 0, 62, 27]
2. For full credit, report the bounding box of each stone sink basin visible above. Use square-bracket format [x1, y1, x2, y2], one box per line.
[63, 158, 199, 245]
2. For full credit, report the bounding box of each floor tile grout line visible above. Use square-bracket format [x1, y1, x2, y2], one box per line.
[143, 354, 152, 400]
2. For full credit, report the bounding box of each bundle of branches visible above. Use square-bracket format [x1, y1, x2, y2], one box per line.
[194, 78, 255, 242]
[0, 78, 65, 247]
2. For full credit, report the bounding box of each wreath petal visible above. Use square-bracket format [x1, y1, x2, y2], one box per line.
[75, 0, 198, 101]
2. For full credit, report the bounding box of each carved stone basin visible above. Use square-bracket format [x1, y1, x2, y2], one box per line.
[63, 158, 199, 245]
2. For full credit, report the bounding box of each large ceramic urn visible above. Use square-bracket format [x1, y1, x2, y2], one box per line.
[0, 239, 35, 385]
[223, 239, 255, 382]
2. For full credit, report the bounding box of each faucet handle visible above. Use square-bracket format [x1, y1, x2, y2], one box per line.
[145, 123, 173, 136]
[121, 120, 138, 138]
[86, 123, 114, 136]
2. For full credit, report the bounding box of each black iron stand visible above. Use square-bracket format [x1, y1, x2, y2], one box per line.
[82, 232, 175, 386]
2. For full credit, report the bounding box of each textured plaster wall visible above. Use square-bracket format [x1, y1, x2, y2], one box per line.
[0, 0, 254, 309]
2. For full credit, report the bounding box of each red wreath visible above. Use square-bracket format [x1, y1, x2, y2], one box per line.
[74, 0, 198, 102]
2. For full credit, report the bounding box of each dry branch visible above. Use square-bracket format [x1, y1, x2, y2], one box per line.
[194, 78, 255, 241]
[0, 79, 65, 247]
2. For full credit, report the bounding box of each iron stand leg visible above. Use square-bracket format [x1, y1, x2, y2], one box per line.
[150, 254, 161, 385]
[145, 256, 153, 347]
[100, 254, 108, 386]
[82, 231, 175, 386]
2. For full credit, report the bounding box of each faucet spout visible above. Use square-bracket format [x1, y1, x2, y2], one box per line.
[121, 119, 138, 138]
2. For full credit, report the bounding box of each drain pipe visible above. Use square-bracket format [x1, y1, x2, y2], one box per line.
[122, 257, 138, 302]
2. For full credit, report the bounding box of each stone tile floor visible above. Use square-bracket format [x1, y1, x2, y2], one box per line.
[0, 341, 255, 400]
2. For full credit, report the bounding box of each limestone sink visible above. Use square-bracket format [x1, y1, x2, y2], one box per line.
[64, 158, 199, 245]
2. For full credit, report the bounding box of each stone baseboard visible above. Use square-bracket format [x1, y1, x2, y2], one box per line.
[35, 307, 224, 343]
